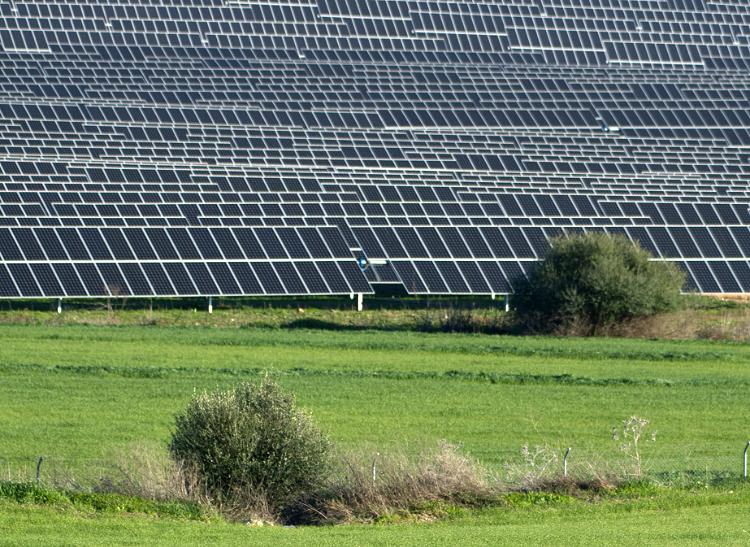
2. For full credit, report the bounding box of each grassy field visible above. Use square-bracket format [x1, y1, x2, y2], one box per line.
[3, 486, 750, 546]
[1, 313, 749, 544]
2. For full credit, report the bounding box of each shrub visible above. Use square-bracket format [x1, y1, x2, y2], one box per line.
[169, 377, 330, 511]
[513, 233, 685, 334]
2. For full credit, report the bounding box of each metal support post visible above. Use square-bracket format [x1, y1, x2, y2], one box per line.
[505, 294, 510, 312]
[563, 447, 571, 477]
[56, 298, 62, 314]
[208, 296, 213, 314]
[357, 293, 364, 312]
[744, 441, 749, 479]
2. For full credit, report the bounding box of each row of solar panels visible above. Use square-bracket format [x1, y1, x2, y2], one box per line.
[1, 225, 749, 263]
[2, 258, 748, 299]
[0, 260, 370, 299]
[2, 1, 750, 63]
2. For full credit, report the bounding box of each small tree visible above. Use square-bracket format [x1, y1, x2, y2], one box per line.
[513, 233, 685, 334]
[169, 377, 330, 510]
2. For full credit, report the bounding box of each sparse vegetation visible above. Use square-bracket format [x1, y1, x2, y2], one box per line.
[513, 233, 685, 334]
[286, 442, 496, 524]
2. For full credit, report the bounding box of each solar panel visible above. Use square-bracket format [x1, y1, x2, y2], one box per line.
[0, 1, 749, 298]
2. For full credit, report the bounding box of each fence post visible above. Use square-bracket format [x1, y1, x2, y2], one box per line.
[744, 441, 750, 480]
[371, 453, 379, 487]
[563, 447, 571, 477]
[36, 456, 43, 483]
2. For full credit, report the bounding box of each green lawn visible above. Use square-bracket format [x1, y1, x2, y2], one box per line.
[1, 321, 749, 543]
[2, 487, 750, 546]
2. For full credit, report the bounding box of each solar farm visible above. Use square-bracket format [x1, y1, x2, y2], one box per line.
[1, 1, 750, 544]
[0, 0, 749, 300]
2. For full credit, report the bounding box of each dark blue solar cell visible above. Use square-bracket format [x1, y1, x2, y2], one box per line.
[479, 228, 513, 258]
[76, 263, 108, 296]
[690, 227, 721, 258]
[299, 228, 333, 258]
[393, 262, 427, 294]
[276, 228, 310, 259]
[708, 262, 741, 293]
[315, 262, 351, 293]
[186, 262, 219, 294]
[710, 227, 742, 258]
[414, 262, 448, 293]
[688, 262, 721, 293]
[190, 228, 223, 259]
[234, 229, 267, 259]
[502, 262, 527, 289]
[478, 262, 511, 293]
[79, 229, 113, 260]
[457, 262, 490, 293]
[252, 263, 285, 294]
[142, 263, 176, 295]
[505, 228, 535, 258]
[30, 263, 63, 296]
[58, 229, 91, 260]
[273, 262, 307, 294]
[256, 229, 288, 259]
[35, 229, 68, 260]
[120, 263, 153, 296]
[439, 227, 472, 258]
[207, 262, 242, 295]
[436, 261, 469, 293]
[338, 261, 372, 293]
[98, 263, 131, 296]
[101, 229, 135, 260]
[395, 227, 429, 258]
[229, 263, 264, 295]
[373, 227, 407, 258]
[729, 262, 750, 292]
[296, 262, 329, 293]
[417, 227, 451, 258]
[168, 228, 201, 259]
[0, 228, 24, 260]
[212, 229, 245, 259]
[13, 229, 46, 260]
[164, 263, 197, 295]
[0, 265, 20, 297]
[54, 263, 86, 297]
[7, 264, 41, 297]
[318, 227, 353, 258]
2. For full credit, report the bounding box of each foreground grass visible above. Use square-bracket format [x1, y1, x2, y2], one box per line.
[1, 324, 748, 474]
[1, 316, 750, 543]
[1, 484, 749, 546]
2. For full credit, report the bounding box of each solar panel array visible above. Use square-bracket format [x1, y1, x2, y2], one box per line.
[1, 0, 750, 298]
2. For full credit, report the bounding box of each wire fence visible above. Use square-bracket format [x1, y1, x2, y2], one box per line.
[2, 442, 749, 491]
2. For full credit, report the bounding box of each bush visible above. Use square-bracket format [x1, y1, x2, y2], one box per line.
[169, 377, 330, 510]
[513, 233, 685, 334]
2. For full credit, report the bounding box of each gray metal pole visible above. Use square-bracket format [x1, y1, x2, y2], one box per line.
[563, 447, 571, 477]
[36, 456, 43, 483]
[744, 441, 750, 479]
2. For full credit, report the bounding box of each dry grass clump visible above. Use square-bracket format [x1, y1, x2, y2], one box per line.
[284, 442, 497, 524]
[598, 308, 750, 341]
[94, 443, 204, 503]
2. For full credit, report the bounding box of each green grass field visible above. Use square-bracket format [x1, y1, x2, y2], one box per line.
[1, 316, 749, 544]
